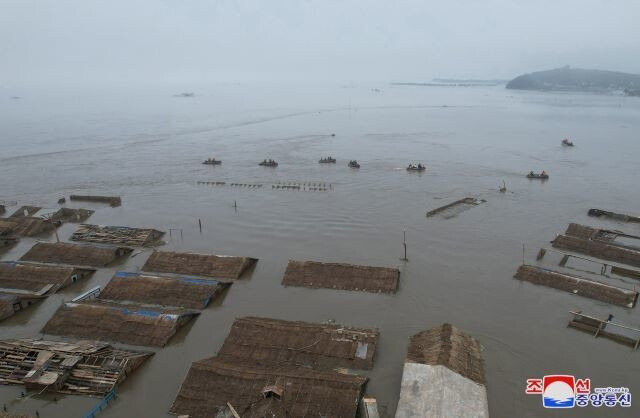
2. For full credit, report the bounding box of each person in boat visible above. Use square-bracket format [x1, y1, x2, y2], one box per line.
[529, 171, 535, 176]
[541, 170, 547, 176]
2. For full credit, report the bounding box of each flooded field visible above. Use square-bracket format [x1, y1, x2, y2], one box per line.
[1, 83, 640, 417]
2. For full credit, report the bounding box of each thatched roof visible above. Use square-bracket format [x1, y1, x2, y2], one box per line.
[142, 251, 257, 280]
[406, 323, 485, 385]
[514, 264, 638, 307]
[70, 224, 165, 247]
[282, 260, 400, 293]
[9, 206, 41, 218]
[0, 338, 150, 395]
[42, 301, 199, 347]
[20, 242, 132, 267]
[219, 316, 379, 370]
[99, 272, 227, 309]
[0, 262, 95, 295]
[170, 357, 367, 418]
[50, 207, 94, 223]
[0, 217, 54, 237]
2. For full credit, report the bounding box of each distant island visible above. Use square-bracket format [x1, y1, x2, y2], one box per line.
[393, 78, 507, 87]
[506, 66, 640, 95]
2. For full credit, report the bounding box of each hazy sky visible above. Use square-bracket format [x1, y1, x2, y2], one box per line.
[1, 0, 639, 85]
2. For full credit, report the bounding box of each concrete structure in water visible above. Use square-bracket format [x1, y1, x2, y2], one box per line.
[395, 323, 489, 418]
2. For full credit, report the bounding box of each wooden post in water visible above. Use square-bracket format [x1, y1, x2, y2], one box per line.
[198, 219, 202, 234]
[522, 244, 525, 265]
[401, 230, 408, 261]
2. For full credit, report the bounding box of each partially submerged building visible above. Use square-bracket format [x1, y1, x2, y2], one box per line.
[0, 262, 95, 297]
[426, 197, 485, 219]
[552, 223, 640, 268]
[99, 271, 227, 309]
[70, 224, 165, 247]
[142, 250, 257, 280]
[568, 311, 640, 350]
[69, 195, 121, 207]
[170, 317, 379, 418]
[0, 338, 150, 396]
[219, 316, 378, 370]
[20, 242, 133, 267]
[170, 358, 368, 418]
[395, 324, 489, 418]
[282, 260, 400, 293]
[514, 264, 638, 308]
[0, 293, 42, 321]
[0, 217, 55, 237]
[41, 271, 226, 346]
[9, 206, 41, 218]
[42, 301, 199, 347]
[50, 207, 94, 223]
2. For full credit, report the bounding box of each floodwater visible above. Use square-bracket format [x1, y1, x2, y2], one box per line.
[1, 83, 639, 417]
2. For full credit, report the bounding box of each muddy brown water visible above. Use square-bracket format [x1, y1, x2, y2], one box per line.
[1, 84, 640, 417]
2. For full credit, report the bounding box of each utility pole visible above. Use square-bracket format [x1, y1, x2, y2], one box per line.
[401, 230, 408, 261]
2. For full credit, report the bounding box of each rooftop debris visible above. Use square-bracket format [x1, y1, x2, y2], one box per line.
[20, 242, 133, 267]
[50, 207, 94, 223]
[426, 197, 485, 219]
[0, 262, 95, 296]
[70, 224, 165, 247]
[0, 338, 150, 396]
[396, 324, 489, 418]
[9, 206, 41, 218]
[170, 317, 377, 418]
[42, 301, 199, 347]
[282, 260, 400, 293]
[219, 317, 379, 370]
[99, 271, 228, 309]
[588, 208, 640, 223]
[0, 293, 43, 321]
[568, 311, 640, 350]
[514, 264, 638, 307]
[552, 225, 640, 268]
[142, 251, 257, 280]
[0, 217, 55, 237]
[69, 195, 121, 207]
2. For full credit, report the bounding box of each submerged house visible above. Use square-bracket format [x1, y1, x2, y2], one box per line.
[50, 207, 94, 223]
[70, 224, 165, 247]
[552, 223, 640, 268]
[514, 264, 638, 308]
[0, 262, 95, 321]
[0, 262, 95, 297]
[170, 317, 379, 418]
[0, 293, 42, 321]
[0, 217, 55, 237]
[282, 260, 400, 293]
[0, 338, 150, 396]
[142, 250, 258, 280]
[9, 206, 41, 218]
[69, 195, 121, 207]
[20, 242, 133, 267]
[395, 324, 489, 418]
[42, 271, 227, 347]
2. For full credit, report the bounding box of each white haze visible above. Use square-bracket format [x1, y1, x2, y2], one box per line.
[1, 0, 639, 86]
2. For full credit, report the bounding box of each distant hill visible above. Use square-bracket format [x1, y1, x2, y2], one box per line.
[506, 66, 640, 93]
